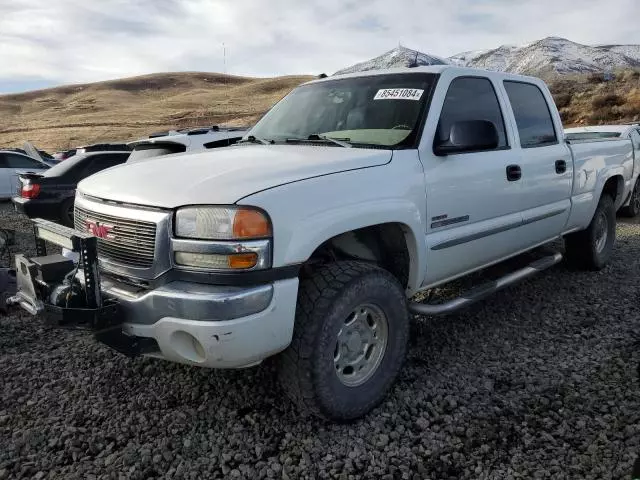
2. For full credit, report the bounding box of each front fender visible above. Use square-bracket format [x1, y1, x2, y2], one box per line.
[238, 153, 428, 293]
[284, 199, 425, 291]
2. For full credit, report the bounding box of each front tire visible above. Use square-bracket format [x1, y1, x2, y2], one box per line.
[565, 194, 616, 270]
[278, 261, 409, 422]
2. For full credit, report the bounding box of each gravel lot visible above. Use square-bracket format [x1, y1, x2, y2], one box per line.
[1, 200, 639, 480]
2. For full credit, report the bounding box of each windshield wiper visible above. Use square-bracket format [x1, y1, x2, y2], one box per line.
[237, 135, 272, 145]
[286, 134, 352, 148]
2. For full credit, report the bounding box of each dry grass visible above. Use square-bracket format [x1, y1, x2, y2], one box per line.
[0, 72, 313, 151]
[2, 69, 639, 152]
[549, 69, 640, 126]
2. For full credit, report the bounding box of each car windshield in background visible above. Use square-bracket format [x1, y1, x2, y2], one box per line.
[565, 131, 622, 140]
[248, 73, 436, 148]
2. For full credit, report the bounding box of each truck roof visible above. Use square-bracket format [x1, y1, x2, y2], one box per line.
[306, 65, 544, 85]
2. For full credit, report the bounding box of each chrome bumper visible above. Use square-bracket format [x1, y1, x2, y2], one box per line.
[98, 276, 299, 368]
[97, 275, 274, 325]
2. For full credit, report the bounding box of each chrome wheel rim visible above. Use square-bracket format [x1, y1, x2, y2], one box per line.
[594, 211, 608, 253]
[334, 304, 389, 387]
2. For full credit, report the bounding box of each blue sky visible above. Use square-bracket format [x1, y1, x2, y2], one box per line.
[1, 0, 639, 93]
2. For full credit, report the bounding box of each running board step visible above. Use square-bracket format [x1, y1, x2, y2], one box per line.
[408, 252, 563, 316]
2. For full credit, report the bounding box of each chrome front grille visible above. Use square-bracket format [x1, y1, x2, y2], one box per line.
[74, 206, 158, 268]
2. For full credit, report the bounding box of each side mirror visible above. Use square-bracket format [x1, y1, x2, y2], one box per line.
[434, 120, 499, 156]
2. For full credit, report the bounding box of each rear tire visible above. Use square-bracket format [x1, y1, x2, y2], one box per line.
[565, 194, 616, 270]
[278, 261, 409, 422]
[621, 177, 640, 217]
[60, 198, 74, 228]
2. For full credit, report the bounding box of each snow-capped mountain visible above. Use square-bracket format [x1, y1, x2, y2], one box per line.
[334, 46, 448, 75]
[449, 37, 640, 75]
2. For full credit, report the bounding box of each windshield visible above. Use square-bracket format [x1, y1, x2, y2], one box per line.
[565, 131, 622, 140]
[248, 73, 436, 148]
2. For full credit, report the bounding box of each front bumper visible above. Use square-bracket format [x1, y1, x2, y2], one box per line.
[9, 218, 299, 369]
[99, 275, 299, 368]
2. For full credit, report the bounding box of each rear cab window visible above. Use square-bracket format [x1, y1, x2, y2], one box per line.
[503, 81, 558, 148]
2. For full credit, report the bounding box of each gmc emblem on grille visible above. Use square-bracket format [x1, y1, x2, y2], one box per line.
[86, 220, 115, 239]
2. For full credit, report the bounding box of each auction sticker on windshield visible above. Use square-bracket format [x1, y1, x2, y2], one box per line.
[374, 88, 424, 101]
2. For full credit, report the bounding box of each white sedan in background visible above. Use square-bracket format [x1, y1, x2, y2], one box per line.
[0, 150, 50, 199]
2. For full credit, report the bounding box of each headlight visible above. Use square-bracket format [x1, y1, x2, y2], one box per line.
[174, 206, 271, 240]
[172, 206, 272, 271]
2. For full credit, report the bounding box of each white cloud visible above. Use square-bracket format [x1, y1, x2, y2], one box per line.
[0, 0, 639, 90]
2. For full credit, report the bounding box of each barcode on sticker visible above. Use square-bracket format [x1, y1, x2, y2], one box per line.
[374, 88, 424, 101]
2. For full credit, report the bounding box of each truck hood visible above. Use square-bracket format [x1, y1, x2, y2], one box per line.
[77, 145, 392, 208]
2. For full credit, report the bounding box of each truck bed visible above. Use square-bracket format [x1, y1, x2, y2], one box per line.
[563, 137, 634, 233]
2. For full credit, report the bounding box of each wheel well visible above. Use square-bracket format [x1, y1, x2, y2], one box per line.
[304, 223, 411, 288]
[602, 175, 624, 204]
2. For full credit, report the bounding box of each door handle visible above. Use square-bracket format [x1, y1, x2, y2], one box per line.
[555, 160, 567, 174]
[506, 164, 521, 181]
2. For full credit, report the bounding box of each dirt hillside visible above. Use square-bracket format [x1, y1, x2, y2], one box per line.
[0, 72, 313, 151]
[1, 69, 639, 152]
[549, 70, 640, 126]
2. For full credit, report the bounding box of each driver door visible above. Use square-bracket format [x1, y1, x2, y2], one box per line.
[421, 76, 527, 286]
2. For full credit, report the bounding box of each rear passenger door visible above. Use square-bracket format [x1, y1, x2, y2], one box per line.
[502, 81, 572, 245]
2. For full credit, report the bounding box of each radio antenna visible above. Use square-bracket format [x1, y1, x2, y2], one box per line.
[223, 42, 227, 76]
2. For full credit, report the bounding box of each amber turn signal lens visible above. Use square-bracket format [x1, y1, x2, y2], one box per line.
[228, 252, 258, 269]
[232, 209, 271, 239]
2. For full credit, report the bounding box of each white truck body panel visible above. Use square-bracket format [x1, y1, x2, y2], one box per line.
[78, 145, 392, 208]
[564, 139, 634, 232]
[239, 149, 428, 292]
[565, 124, 640, 211]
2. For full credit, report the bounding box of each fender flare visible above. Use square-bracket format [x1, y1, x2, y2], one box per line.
[283, 199, 426, 293]
[592, 171, 625, 216]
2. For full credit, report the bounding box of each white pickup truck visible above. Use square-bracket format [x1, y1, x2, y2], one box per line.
[10, 65, 635, 421]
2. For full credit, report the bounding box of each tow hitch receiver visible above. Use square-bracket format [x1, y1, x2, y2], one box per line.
[7, 218, 158, 357]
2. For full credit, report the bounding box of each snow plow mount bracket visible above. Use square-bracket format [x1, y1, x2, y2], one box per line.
[31, 217, 103, 309]
[8, 218, 119, 330]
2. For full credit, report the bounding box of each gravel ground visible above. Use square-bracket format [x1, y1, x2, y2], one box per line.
[1, 200, 639, 480]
